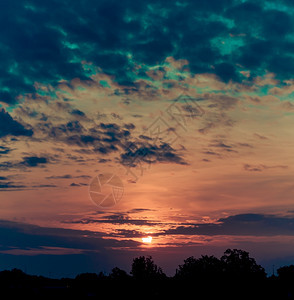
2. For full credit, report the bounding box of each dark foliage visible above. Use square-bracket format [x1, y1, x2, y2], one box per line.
[0, 250, 293, 299]
[221, 248, 266, 279]
[131, 255, 166, 280]
[109, 267, 130, 280]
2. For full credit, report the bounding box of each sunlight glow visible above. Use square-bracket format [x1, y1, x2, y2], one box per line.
[142, 236, 152, 243]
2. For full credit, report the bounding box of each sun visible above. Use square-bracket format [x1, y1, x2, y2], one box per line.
[142, 236, 152, 243]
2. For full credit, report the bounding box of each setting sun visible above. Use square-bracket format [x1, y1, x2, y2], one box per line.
[142, 236, 152, 243]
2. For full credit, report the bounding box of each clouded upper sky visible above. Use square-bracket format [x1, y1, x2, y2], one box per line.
[0, 0, 294, 277]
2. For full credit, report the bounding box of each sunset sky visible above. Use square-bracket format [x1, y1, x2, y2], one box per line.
[1, 0, 294, 277]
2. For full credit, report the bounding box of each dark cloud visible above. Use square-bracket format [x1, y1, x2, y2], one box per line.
[0, 219, 140, 254]
[94, 145, 118, 155]
[113, 229, 143, 238]
[0, 182, 25, 189]
[21, 156, 48, 167]
[0, 146, 12, 155]
[48, 121, 83, 139]
[1, 0, 294, 105]
[237, 143, 253, 148]
[262, 10, 293, 38]
[209, 141, 238, 154]
[47, 174, 73, 179]
[0, 155, 50, 170]
[214, 63, 241, 83]
[202, 150, 220, 156]
[46, 174, 91, 179]
[32, 184, 57, 188]
[120, 141, 187, 166]
[70, 109, 86, 117]
[98, 158, 112, 163]
[0, 109, 33, 137]
[210, 142, 232, 149]
[163, 214, 294, 236]
[139, 135, 153, 141]
[203, 144, 236, 156]
[127, 208, 156, 213]
[69, 182, 88, 186]
[64, 214, 159, 227]
[38, 120, 136, 157]
[0, 218, 140, 277]
[0, 178, 59, 190]
[202, 158, 211, 162]
[99, 123, 120, 130]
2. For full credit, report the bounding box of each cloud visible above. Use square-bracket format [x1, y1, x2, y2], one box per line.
[47, 174, 73, 179]
[120, 141, 188, 167]
[64, 213, 160, 227]
[127, 208, 156, 214]
[211, 142, 232, 149]
[0, 146, 12, 155]
[0, 219, 140, 253]
[32, 184, 57, 188]
[0, 181, 59, 190]
[46, 174, 91, 179]
[1, 0, 294, 105]
[0, 219, 141, 277]
[0, 109, 33, 137]
[70, 109, 87, 119]
[254, 133, 268, 140]
[98, 158, 112, 163]
[69, 182, 88, 187]
[21, 156, 48, 167]
[202, 150, 220, 156]
[0, 246, 86, 256]
[113, 229, 143, 238]
[0, 182, 25, 189]
[37, 120, 136, 157]
[163, 214, 294, 237]
[243, 164, 288, 172]
[0, 155, 50, 170]
[237, 143, 253, 148]
[208, 141, 239, 154]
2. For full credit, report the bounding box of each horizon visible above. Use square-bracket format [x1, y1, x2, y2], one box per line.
[0, 247, 282, 279]
[1, 0, 294, 280]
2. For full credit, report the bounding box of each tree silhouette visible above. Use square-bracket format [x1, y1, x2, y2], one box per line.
[75, 272, 99, 281]
[109, 267, 130, 280]
[131, 256, 166, 280]
[176, 255, 222, 280]
[221, 249, 266, 279]
[277, 265, 294, 282]
[176, 249, 266, 282]
[1, 250, 294, 299]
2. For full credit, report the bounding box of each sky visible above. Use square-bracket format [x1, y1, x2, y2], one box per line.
[0, 0, 294, 277]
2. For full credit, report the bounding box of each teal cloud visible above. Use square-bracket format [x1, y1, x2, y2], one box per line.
[1, 0, 293, 104]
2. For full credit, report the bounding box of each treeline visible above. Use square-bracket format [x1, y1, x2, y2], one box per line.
[1, 249, 294, 299]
